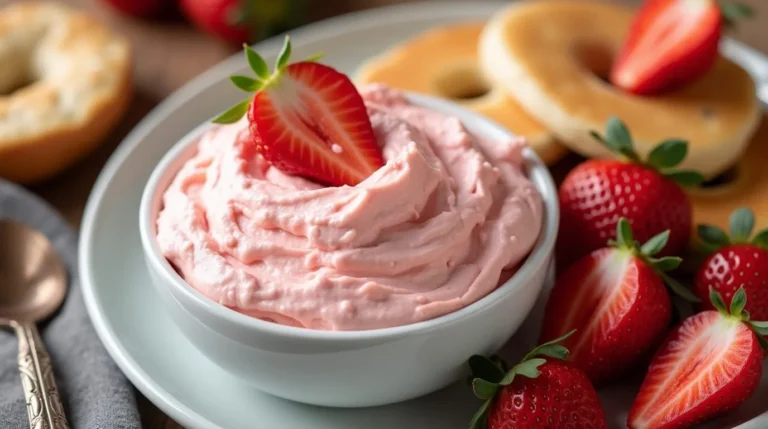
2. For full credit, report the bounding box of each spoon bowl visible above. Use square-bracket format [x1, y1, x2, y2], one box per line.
[0, 220, 67, 323]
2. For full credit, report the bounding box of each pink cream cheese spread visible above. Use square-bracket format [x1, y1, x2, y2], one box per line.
[156, 85, 544, 331]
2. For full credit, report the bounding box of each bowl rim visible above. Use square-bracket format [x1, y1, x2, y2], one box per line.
[139, 91, 559, 341]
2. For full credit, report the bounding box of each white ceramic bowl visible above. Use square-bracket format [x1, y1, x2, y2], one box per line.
[139, 93, 559, 408]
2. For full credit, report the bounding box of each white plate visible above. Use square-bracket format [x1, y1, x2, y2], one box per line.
[79, 2, 768, 428]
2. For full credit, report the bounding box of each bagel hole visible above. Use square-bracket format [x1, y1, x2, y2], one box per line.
[573, 44, 615, 84]
[0, 55, 37, 96]
[700, 166, 740, 188]
[435, 66, 491, 101]
[0, 76, 35, 97]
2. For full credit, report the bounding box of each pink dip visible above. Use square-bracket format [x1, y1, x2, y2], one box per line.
[156, 85, 544, 331]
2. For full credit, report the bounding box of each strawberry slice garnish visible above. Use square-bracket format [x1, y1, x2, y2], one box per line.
[214, 37, 384, 187]
[541, 218, 699, 384]
[611, 0, 754, 95]
[628, 287, 767, 429]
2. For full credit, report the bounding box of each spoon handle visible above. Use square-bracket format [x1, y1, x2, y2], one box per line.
[13, 321, 70, 429]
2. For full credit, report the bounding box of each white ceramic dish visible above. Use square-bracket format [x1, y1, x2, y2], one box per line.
[79, 1, 768, 428]
[138, 93, 557, 408]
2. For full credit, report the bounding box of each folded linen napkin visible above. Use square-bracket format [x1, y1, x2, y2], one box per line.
[0, 179, 141, 429]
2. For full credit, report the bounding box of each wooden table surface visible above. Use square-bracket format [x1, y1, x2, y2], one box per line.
[0, 0, 765, 427]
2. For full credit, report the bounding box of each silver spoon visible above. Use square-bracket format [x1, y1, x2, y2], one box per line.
[0, 219, 70, 429]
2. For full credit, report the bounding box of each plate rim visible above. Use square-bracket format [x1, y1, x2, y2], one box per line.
[78, 1, 768, 428]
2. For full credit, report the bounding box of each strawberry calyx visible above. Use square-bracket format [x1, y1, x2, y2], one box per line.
[698, 207, 768, 253]
[709, 286, 768, 351]
[718, 1, 755, 29]
[589, 117, 705, 188]
[213, 36, 323, 124]
[608, 217, 700, 303]
[467, 330, 576, 429]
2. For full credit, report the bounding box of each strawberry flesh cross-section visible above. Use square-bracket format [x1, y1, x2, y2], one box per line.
[215, 36, 384, 187]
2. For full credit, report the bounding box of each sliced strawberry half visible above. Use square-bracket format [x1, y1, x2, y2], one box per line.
[628, 288, 767, 429]
[214, 37, 384, 187]
[611, 0, 753, 95]
[541, 218, 699, 384]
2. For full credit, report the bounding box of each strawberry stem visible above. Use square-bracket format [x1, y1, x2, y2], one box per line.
[589, 117, 704, 187]
[710, 286, 768, 350]
[213, 36, 299, 125]
[610, 218, 700, 302]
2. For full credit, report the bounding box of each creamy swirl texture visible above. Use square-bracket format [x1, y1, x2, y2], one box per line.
[156, 85, 544, 330]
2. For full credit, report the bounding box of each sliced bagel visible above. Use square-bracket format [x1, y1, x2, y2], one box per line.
[479, 0, 760, 178]
[355, 21, 567, 165]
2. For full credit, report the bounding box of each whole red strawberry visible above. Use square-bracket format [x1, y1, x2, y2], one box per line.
[541, 218, 698, 384]
[628, 287, 767, 429]
[468, 332, 607, 429]
[181, 0, 306, 44]
[612, 0, 754, 95]
[557, 117, 704, 269]
[213, 37, 383, 187]
[695, 207, 768, 322]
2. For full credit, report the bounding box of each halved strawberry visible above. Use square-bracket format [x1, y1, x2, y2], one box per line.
[628, 287, 767, 429]
[541, 218, 699, 384]
[611, 0, 754, 95]
[214, 37, 384, 186]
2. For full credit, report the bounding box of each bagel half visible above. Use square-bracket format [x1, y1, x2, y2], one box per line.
[355, 21, 567, 165]
[480, 0, 760, 178]
[0, 2, 132, 184]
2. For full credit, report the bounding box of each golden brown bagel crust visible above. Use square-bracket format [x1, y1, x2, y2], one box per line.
[479, 0, 760, 178]
[689, 115, 768, 232]
[0, 2, 132, 183]
[355, 21, 567, 165]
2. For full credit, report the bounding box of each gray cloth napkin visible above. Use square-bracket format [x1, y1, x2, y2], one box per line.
[0, 179, 141, 428]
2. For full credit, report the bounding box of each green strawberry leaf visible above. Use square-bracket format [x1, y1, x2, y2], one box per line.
[616, 218, 634, 249]
[244, 45, 270, 81]
[755, 333, 768, 351]
[752, 229, 768, 248]
[729, 207, 755, 242]
[532, 344, 569, 360]
[468, 355, 505, 384]
[640, 230, 670, 256]
[304, 52, 325, 62]
[230, 75, 263, 92]
[750, 320, 768, 336]
[662, 273, 701, 303]
[698, 225, 731, 248]
[710, 287, 729, 314]
[490, 355, 510, 373]
[730, 287, 748, 318]
[647, 139, 688, 169]
[472, 378, 499, 400]
[523, 330, 576, 362]
[469, 399, 492, 429]
[664, 171, 705, 187]
[605, 117, 633, 151]
[212, 99, 251, 124]
[589, 130, 608, 146]
[276, 36, 292, 70]
[719, 2, 755, 28]
[513, 358, 546, 379]
[650, 256, 682, 272]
